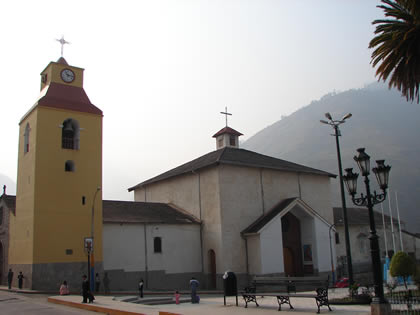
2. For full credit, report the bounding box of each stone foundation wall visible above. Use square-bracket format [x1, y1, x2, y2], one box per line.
[9, 261, 103, 291]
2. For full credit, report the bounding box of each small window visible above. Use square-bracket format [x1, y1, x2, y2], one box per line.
[154, 237, 162, 253]
[65, 249, 73, 255]
[82, 196, 86, 205]
[335, 232, 340, 244]
[24, 123, 30, 154]
[65, 160, 75, 172]
[0, 206, 3, 225]
[229, 136, 236, 146]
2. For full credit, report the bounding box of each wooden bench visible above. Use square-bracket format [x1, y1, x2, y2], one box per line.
[241, 276, 332, 313]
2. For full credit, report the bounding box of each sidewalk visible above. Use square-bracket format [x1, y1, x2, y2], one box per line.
[46, 289, 370, 315]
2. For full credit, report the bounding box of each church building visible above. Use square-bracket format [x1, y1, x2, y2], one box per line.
[126, 125, 337, 289]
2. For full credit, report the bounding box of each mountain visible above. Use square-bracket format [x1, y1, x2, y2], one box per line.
[242, 83, 420, 233]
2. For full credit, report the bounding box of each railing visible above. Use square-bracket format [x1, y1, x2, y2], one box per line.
[389, 290, 420, 314]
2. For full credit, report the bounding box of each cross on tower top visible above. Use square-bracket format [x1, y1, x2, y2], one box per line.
[56, 36, 70, 57]
[220, 107, 232, 127]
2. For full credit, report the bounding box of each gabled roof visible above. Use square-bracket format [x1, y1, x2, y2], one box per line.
[212, 127, 243, 138]
[128, 147, 335, 191]
[241, 197, 331, 235]
[333, 207, 396, 226]
[241, 198, 297, 235]
[103, 200, 200, 224]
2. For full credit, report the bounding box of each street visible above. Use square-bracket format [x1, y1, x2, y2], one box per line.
[0, 290, 99, 315]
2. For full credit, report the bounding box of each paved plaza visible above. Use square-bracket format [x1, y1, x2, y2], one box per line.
[47, 288, 369, 315]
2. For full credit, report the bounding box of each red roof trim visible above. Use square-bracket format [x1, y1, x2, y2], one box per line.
[212, 127, 243, 138]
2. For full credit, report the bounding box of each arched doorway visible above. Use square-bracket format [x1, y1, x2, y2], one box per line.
[208, 249, 216, 289]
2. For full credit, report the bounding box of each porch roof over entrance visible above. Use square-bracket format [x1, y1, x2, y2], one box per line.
[241, 197, 297, 235]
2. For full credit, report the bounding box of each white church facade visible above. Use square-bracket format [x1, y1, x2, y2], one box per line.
[108, 126, 338, 290]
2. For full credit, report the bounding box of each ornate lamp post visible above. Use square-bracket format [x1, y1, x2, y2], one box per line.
[320, 112, 354, 286]
[343, 148, 391, 314]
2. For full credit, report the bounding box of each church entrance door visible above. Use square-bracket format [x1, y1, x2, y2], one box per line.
[281, 212, 304, 276]
[208, 249, 216, 289]
[283, 247, 295, 276]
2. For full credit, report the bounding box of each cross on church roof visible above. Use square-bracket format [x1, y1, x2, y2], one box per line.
[220, 107, 232, 127]
[56, 36, 70, 57]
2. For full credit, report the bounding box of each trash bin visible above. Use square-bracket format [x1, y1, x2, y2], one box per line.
[223, 271, 238, 306]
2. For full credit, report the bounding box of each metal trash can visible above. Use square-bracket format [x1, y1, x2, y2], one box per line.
[223, 271, 238, 306]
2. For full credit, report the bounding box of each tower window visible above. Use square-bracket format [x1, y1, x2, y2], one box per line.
[0, 207, 3, 226]
[24, 123, 30, 154]
[154, 237, 162, 253]
[62, 118, 80, 150]
[335, 232, 340, 244]
[218, 137, 223, 148]
[229, 136, 236, 146]
[65, 160, 75, 172]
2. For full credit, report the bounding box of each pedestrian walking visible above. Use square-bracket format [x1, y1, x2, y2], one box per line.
[138, 279, 144, 298]
[17, 271, 24, 289]
[7, 269, 13, 289]
[95, 273, 100, 293]
[103, 272, 110, 294]
[190, 277, 200, 303]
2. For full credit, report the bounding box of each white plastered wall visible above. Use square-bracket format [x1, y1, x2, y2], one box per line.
[103, 223, 201, 273]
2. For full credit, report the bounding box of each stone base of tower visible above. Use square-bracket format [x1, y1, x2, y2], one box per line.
[9, 261, 103, 291]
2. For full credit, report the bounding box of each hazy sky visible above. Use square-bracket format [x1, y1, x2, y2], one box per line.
[0, 0, 384, 200]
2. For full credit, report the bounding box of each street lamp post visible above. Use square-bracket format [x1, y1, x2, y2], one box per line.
[328, 224, 336, 285]
[320, 112, 354, 286]
[90, 187, 101, 292]
[343, 148, 391, 314]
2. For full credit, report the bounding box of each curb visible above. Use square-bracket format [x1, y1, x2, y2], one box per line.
[48, 297, 147, 315]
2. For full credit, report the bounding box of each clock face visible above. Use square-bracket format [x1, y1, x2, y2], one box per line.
[61, 69, 75, 83]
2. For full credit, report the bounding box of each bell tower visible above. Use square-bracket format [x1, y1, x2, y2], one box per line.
[9, 56, 103, 289]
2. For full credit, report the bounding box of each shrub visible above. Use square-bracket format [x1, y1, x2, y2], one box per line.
[389, 251, 416, 289]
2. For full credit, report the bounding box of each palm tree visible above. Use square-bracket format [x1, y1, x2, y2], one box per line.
[369, 0, 420, 103]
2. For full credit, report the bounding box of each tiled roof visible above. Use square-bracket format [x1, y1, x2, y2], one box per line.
[103, 200, 200, 224]
[0, 196, 198, 225]
[212, 127, 243, 138]
[241, 198, 297, 234]
[37, 82, 102, 115]
[333, 207, 396, 226]
[128, 147, 335, 191]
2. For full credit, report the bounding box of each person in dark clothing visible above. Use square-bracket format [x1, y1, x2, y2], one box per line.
[138, 279, 144, 298]
[81, 275, 90, 303]
[17, 272, 24, 289]
[190, 277, 200, 303]
[7, 269, 13, 289]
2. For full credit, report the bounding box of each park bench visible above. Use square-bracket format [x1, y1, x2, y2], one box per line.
[241, 275, 332, 313]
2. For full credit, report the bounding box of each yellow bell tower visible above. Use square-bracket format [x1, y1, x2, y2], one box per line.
[9, 57, 103, 289]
